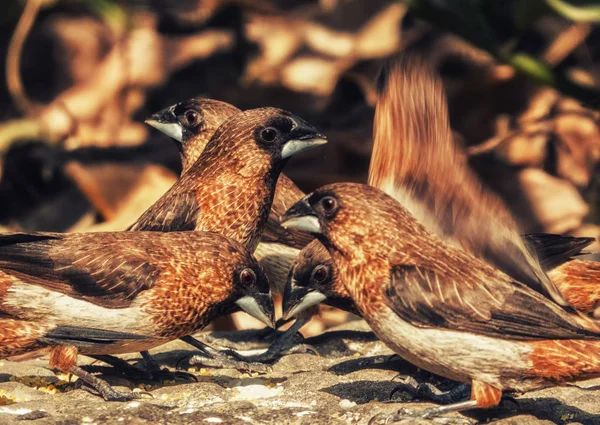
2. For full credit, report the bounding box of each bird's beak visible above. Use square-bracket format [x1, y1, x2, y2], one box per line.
[281, 119, 327, 159]
[235, 293, 275, 328]
[281, 198, 322, 234]
[145, 105, 183, 143]
[282, 279, 326, 320]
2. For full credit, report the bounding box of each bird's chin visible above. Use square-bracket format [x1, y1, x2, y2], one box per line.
[281, 216, 321, 234]
[283, 291, 327, 320]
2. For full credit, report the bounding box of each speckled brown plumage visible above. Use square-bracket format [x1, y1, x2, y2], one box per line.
[149, 98, 314, 285]
[0, 230, 272, 400]
[283, 232, 598, 320]
[368, 56, 564, 306]
[549, 260, 600, 315]
[282, 56, 598, 321]
[140, 106, 323, 298]
[281, 182, 600, 411]
[164, 99, 242, 175]
[0, 231, 269, 356]
[134, 107, 320, 253]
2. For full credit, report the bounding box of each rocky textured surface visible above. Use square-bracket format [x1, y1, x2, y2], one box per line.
[0, 320, 599, 425]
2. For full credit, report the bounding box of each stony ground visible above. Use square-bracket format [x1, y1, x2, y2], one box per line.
[0, 320, 599, 425]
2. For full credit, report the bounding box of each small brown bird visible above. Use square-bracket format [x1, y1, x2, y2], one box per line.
[283, 234, 598, 320]
[281, 183, 600, 421]
[283, 55, 600, 322]
[146, 99, 322, 361]
[369, 56, 565, 306]
[146, 98, 241, 175]
[143, 105, 325, 362]
[145, 99, 314, 288]
[0, 231, 273, 401]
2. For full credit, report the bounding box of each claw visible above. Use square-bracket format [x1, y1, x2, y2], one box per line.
[187, 354, 272, 373]
[370, 407, 476, 425]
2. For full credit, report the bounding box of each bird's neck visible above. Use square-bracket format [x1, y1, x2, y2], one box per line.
[325, 239, 389, 316]
[193, 162, 279, 251]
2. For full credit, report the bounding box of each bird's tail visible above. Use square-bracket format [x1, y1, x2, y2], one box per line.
[369, 54, 566, 307]
[549, 260, 600, 316]
[529, 339, 600, 382]
[0, 318, 51, 359]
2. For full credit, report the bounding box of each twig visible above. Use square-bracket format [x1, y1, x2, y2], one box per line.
[543, 22, 591, 66]
[6, 0, 44, 115]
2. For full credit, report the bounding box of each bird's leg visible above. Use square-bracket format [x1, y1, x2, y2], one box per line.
[391, 375, 471, 404]
[369, 401, 479, 425]
[178, 335, 272, 373]
[248, 318, 295, 341]
[86, 354, 151, 380]
[139, 351, 197, 382]
[88, 353, 196, 383]
[374, 380, 504, 425]
[68, 366, 152, 402]
[228, 317, 319, 363]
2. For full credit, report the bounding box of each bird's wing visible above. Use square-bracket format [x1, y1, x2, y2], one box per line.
[128, 190, 199, 232]
[369, 55, 567, 307]
[0, 233, 161, 308]
[39, 326, 152, 347]
[384, 261, 599, 340]
[523, 233, 595, 271]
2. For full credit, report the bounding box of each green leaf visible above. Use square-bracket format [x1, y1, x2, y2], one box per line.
[546, 0, 600, 22]
[507, 53, 556, 85]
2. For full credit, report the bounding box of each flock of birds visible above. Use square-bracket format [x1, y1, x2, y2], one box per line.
[0, 55, 599, 424]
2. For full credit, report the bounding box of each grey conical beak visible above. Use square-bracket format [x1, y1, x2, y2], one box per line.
[145, 105, 183, 143]
[281, 198, 322, 234]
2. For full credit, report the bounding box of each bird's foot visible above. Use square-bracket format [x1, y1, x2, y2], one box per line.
[227, 325, 319, 363]
[140, 351, 197, 383]
[369, 406, 477, 425]
[176, 336, 272, 373]
[186, 352, 272, 373]
[390, 375, 470, 404]
[69, 366, 153, 402]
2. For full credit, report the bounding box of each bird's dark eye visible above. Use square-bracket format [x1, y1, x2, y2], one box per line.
[240, 268, 256, 285]
[184, 110, 200, 126]
[311, 265, 329, 283]
[320, 196, 338, 214]
[260, 127, 278, 142]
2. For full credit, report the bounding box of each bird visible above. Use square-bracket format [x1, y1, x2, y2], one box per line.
[282, 54, 600, 323]
[146, 99, 323, 361]
[146, 98, 242, 175]
[283, 234, 598, 320]
[369, 55, 564, 306]
[281, 182, 600, 422]
[141, 106, 326, 364]
[145, 99, 314, 285]
[0, 230, 273, 401]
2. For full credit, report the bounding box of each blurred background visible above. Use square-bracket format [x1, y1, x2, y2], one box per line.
[0, 0, 599, 336]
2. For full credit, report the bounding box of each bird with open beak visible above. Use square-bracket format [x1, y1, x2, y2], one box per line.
[146, 99, 323, 361]
[282, 55, 600, 328]
[281, 183, 600, 422]
[0, 231, 273, 401]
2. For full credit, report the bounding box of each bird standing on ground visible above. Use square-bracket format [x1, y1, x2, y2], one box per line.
[282, 55, 600, 324]
[0, 231, 273, 401]
[146, 99, 323, 361]
[281, 183, 600, 423]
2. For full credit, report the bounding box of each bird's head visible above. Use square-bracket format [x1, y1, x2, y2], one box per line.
[201, 108, 327, 176]
[145, 98, 240, 173]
